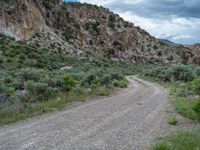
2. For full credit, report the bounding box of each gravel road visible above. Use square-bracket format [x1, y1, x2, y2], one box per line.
[0, 77, 195, 150]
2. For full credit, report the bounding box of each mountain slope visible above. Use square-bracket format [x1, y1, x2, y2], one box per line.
[159, 39, 180, 46]
[0, 0, 200, 64]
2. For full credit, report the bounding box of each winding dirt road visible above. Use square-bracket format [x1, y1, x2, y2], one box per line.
[0, 77, 193, 150]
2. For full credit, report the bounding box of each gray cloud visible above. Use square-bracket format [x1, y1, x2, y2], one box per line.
[106, 0, 200, 19]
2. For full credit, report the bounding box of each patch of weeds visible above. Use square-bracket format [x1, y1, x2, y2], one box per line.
[112, 80, 128, 88]
[193, 99, 200, 119]
[170, 79, 200, 121]
[95, 87, 111, 96]
[151, 128, 200, 150]
[152, 143, 170, 150]
[171, 96, 199, 121]
[169, 116, 178, 125]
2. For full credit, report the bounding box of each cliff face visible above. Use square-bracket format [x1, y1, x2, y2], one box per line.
[0, 0, 199, 64]
[0, 0, 45, 40]
[189, 45, 200, 64]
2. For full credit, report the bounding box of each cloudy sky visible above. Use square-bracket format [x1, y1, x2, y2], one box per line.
[65, 0, 200, 44]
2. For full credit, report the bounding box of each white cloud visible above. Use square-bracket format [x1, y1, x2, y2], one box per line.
[123, 0, 144, 5]
[172, 35, 192, 40]
[81, 0, 115, 6]
[115, 10, 200, 44]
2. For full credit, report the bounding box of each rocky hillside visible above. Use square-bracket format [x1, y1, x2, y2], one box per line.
[0, 0, 200, 64]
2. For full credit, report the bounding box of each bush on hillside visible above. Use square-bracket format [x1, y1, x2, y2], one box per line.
[144, 64, 196, 82]
[101, 75, 111, 87]
[112, 80, 128, 88]
[63, 75, 76, 87]
[25, 80, 58, 101]
[95, 87, 110, 96]
[20, 69, 44, 82]
[195, 67, 200, 76]
[188, 77, 200, 94]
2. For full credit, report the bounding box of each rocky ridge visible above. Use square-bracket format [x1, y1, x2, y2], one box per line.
[0, 0, 200, 64]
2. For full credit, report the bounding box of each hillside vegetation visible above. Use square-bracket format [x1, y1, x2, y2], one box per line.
[0, 34, 133, 125]
[1, 33, 200, 126]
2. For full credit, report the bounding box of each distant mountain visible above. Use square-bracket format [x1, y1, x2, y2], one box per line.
[0, 0, 200, 64]
[158, 39, 180, 46]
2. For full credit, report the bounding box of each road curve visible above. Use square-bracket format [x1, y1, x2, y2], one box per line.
[0, 77, 186, 150]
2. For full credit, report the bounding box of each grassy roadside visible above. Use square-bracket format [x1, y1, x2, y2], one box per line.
[143, 65, 200, 150]
[138, 75, 171, 88]
[149, 82, 200, 150]
[0, 86, 120, 126]
[151, 127, 200, 150]
[142, 64, 200, 121]
[170, 84, 200, 121]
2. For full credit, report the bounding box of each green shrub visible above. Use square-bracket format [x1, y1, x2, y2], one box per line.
[7, 58, 13, 62]
[19, 54, 26, 60]
[40, 78, 57, 88]
[193, 99, 200, 117]
[25, 81, 58, 101]
[170, 65, 194, 81]
[0, 83, 6, 93]
[108, 14, 116, 22]
[95, 87, 110, 96]
[18, 59, 24, 64]
[169, 116, 178, 125]
[0, 85, 15, 96]
[4, 77, 13, 84]
[82, 74, 96, 86]
[145, 65, 195, 82]
[111, 73, 123, 80]
[25, 80, 43, 95]
[62, 31, 73, 41]
[194, 67, 200, 76]
[112, 80, 128, 88]
[63, 75, 76, 87]
[20, 69, 44, 82]
[175, 84, 188, 97]
[27, 52, 40, 59]
[73, 86, 86, 95]
[70, 72, 86, 81]
[101, 75, 111, 87]
[91, 22, 100, 33]
[189, 77, 200, 94]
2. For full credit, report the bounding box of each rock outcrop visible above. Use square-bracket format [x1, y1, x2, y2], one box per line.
[0, 0, 199, 64]
[0, 0, 45, 40]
